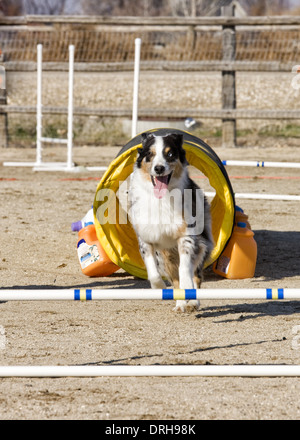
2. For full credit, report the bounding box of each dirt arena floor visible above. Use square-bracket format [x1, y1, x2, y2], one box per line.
[1, 140, 300, 420]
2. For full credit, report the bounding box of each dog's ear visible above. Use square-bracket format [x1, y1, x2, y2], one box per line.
[165, 133, 187, 164]
[165, 133, 183, 147]
[141, 132, 154, 148]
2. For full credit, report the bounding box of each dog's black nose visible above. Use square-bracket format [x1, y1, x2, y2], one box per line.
[154, 165, 165, 175]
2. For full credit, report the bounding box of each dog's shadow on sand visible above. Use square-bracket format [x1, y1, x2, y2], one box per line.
[250, 230, 300, 280]
[197, 299, 300, 323]
[0, 271, 150, 293]
[199, 229, 300, 321]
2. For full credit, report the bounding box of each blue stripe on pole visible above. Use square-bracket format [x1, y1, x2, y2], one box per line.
[74, 289, 92, 301]
[266, 288, 284, 300]
[162, 289, 173, 300]
[278, 288, 284, 299]
[185, 289, 197, 300]
[162, 289, 197, 300]
[74, 289, 80, 300]
[86, 289, 92, 300]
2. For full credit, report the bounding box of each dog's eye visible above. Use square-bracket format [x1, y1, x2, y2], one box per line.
[145, 150, 153, 161]
[167, 151, 173, 158]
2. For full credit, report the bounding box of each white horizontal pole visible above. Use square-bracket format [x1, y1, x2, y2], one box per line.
[40, 137, 68, 144]
[206, 191, 300, 201]
[222, 160, 300, 168]
[0, 288, 298, 301]
[3, 161, 71, 168]
[33, 162, 76, 172]
[234, 192, 300, 201]
[3, 162, 40, 167]
[33, 167, 75, 172]
[0, 365, 299, 377]
[85, 166, 108, 171]
[2, 162, 104, 171]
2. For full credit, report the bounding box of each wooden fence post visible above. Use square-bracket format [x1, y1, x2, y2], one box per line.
[0, 65, 8, 148]
[221, 4, 236, 147]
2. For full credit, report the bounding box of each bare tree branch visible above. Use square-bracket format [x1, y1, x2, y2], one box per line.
[0, 0, 23, 15]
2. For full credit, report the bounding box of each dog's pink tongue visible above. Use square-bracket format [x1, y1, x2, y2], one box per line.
[154, 176, 169, 199]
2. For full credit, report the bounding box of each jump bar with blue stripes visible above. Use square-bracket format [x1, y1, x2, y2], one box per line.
[222, 160, 266, 167]
[162, 289, 197, 300]
[73, 287, 287, 301]
[266, 288, 284, 300]
[74, 289, 92, 301]
[0, 287, 298, 302]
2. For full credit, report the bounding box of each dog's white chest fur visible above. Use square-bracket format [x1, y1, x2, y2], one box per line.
[129, 170, 184, 249]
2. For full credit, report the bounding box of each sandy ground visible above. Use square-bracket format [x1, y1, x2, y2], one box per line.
[0, 141, 300, 420]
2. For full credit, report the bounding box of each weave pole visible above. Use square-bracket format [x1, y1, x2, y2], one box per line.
[222, 160, 300, 168]
[0, 288, 299, 301]
[0, 365, 300, 377]
[3, 45, 75, 170]
[131, 38, 141, 138]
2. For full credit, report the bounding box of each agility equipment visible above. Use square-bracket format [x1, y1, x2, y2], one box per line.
[222, 160, 300, 168]
[235, 206, 251, 228]
[3, 40, 140, 172]
[230, 193, 300, 201]
[132, 38, 141, 138]
[77, 224, 119, 276]
[0, 365, 300, 377]
[4, 45, 75, 171]
[213, 222, 257, 279]
[1, 287, 299, 377]
[72, 207, 94, 232]
[34, 44, 74, 171]
[93, 128, 236, 279]
[0, 287, 299, 301]
[205, 191, 300, 201]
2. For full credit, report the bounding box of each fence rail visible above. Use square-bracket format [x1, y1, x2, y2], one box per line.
[2, 15, 300, 25]
[2, 60, 294, 72]
[2, 105, 300, 120]
[2, 14, 300, 64]
[1, 13, 300, 147]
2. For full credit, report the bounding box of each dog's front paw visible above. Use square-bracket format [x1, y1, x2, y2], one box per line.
[186, 300, 200, 311]
[173, 300, 188, 312]
[173, 300, 200, 313]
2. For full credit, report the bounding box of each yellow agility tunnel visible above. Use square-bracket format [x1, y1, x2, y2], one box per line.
[94, 128, 235, 279]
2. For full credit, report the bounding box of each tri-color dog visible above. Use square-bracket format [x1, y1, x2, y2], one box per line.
[128, 132, 214, 312]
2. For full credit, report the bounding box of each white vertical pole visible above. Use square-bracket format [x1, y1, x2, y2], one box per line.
[132, 38, 141, 138]
[67, 44, 74, 170]
[36, 44, 43, 166]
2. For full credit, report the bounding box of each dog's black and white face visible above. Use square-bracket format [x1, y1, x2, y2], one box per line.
[136, 132, 187, 199]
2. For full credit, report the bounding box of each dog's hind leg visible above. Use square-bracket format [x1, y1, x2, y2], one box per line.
[139, 239, 166, 289]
